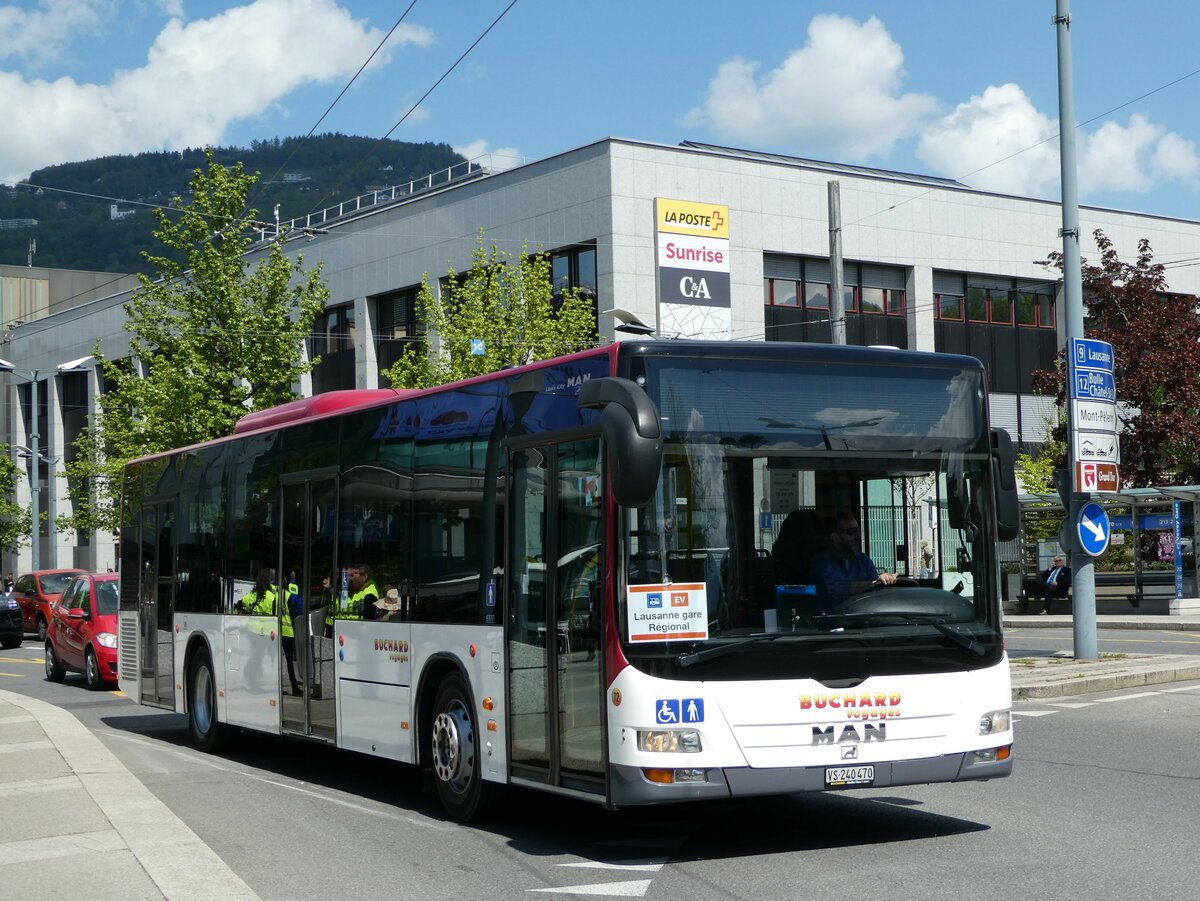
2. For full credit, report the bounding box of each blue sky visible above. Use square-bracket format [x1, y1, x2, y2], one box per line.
[4, 0, 1200, 220]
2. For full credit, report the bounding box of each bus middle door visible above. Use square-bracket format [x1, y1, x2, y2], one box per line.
[508, 439, 605, 796]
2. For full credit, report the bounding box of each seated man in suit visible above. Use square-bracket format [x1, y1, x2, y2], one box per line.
[1025, 555, 1071, 614]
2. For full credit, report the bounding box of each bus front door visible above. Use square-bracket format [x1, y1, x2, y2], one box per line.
[508, 440, 605, 796]
[138, 500, 176, 709]
[279, 475, 337, 741]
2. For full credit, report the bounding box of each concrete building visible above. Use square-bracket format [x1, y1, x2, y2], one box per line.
[4, 137, 1200, 574]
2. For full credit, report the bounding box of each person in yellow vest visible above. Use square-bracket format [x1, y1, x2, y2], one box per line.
[237, 568, 277, 617]
[281, 571, 301, 695]
[325, 564, 380, 633]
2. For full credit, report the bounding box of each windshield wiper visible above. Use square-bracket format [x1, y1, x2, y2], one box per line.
[676, 632, 787, 668]
[814, 612, 990, 657]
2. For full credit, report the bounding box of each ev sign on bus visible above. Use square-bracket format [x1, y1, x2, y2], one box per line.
[1068, 337, 1120, 493]
[626, 582, 709, 642]
[655, 198, 731, 341]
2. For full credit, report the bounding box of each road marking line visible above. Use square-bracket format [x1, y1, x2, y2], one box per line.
[1094, 691, 1160, 703]
[1013, 710, 1058, 717]
[529, 879, 653, 896]
[557, 860, 666, 872]
[0, 673, 25, 678]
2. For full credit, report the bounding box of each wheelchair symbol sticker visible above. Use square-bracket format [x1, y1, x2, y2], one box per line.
[655, 698, 704, 724]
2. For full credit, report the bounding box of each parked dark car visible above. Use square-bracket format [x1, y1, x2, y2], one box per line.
[45, 572, 119, 689]
[14, 569, 85, 642]
[1, 589, 22, 649]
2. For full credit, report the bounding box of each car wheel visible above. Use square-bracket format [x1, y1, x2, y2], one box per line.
[0, 635, 20, 650]
[36, 616, 48, 643]
[429, 671, 495, 822]
[45, 641, 65, 682]
[84, 648, 102, 690]
[188, 647, 225, 752]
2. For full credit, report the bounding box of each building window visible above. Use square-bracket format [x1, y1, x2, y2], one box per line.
[765, 278, 799, 306]
[310, 304, 355, 357]
[803, 281, 829, 310]
[375, 287, 422, 341]
[967, 287, 987, 322]
[764, 258, 903, 317]
[550, 244, 598, 305]
[1015, 286, 1055, 328]
[936, 273, 1056, 330]
[936, 293, 963, 320]
[989, 289, 1012, 325]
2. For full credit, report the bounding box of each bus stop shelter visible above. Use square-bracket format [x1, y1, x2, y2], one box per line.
[1017, 486, 1200, 615]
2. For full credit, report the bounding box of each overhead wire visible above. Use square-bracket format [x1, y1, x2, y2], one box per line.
[304, 0, 519, 216]
[247, 1, 423, 214]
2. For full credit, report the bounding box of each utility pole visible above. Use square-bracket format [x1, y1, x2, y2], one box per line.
[828, 181, 846, 345]
[1055, 0, 1098, 660]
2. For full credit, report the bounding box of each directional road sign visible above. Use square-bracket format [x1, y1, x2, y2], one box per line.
[1077, 502, 1111, 557]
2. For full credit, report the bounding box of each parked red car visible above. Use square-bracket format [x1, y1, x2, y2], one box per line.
[14, 569, 85, 641]
[45, 572, 118, 689]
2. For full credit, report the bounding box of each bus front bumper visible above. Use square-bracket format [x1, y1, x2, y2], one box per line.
[609, 749, 1013, 806]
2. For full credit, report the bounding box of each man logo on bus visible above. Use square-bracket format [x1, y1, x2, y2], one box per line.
[671, 592, 689, 607]
[647, 593, 662, 608]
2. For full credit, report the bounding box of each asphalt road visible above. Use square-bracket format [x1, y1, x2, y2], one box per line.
[1006, 625, 1200, 658]
[4, 640, 1199, 900]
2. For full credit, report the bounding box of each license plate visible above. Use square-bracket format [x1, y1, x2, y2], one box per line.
[825, 765, 874, 787]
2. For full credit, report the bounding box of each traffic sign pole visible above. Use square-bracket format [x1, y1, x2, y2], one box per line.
[1056, 2, 1098, 660]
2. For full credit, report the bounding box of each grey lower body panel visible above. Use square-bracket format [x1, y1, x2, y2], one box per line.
[609, 752, 1012, 807]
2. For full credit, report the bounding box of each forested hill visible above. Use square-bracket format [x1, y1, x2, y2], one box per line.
[0, 134, 465, 274]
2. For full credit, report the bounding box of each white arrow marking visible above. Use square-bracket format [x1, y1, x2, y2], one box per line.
[1081, 515, 1106, 542]
[557, 861, 666, 872]
[528, 879, 653, 896]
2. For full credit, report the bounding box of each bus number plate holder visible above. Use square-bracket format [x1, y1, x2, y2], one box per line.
[825, 765, 874, 787]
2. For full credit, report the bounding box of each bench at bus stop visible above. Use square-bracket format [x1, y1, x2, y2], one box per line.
[1010, 571, 1199, 615]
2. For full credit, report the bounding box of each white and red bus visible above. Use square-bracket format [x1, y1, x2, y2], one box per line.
[118, 340, 1019, 820]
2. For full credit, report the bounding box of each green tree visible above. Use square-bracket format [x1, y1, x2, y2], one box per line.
[60, 148, 330, 537]
[381, 232, 597, 389]
[0, 449, 29, 552]
[1034, 229, 1200, 486]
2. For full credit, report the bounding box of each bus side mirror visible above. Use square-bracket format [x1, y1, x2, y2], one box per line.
[578, 377, 663, 508]
[991, 428, 1020, 542]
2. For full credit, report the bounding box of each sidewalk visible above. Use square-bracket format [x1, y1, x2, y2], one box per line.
[1005, 612, 1200, 699]
[0, 689, 259, 901]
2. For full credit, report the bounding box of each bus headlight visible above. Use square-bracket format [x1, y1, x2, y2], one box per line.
[96, 632, 117, 649]
[978, 709, 1010, 735]
[637, 729, 702, 752]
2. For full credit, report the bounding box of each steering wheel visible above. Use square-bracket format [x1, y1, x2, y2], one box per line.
[865, 577, 920, 592]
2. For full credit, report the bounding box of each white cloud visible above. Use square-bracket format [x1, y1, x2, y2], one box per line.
[0, 0, 110, 65]
[917, 85, 1200, 200]
[685, 14, 937, 160]
[454, 139, 524, 171]
[916, 83, 1060, 197]
[1152, 131, 1200, 181]
[0, 0, 434, 183]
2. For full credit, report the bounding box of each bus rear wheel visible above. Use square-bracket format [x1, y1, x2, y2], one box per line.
[188, 648, 224, 752]
[430, 671, 493, 821]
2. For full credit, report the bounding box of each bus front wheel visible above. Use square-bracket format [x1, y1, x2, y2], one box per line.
[430, 671, 493, 821]
[188, 648, 224, 752]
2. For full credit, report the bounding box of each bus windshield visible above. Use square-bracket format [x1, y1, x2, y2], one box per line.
[620, 352, 1001, 681]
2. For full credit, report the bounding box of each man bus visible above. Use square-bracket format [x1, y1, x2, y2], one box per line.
[118, 339, 1018, 820]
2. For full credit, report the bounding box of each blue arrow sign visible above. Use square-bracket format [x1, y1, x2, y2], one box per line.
[1077, 502, 1111, 557]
